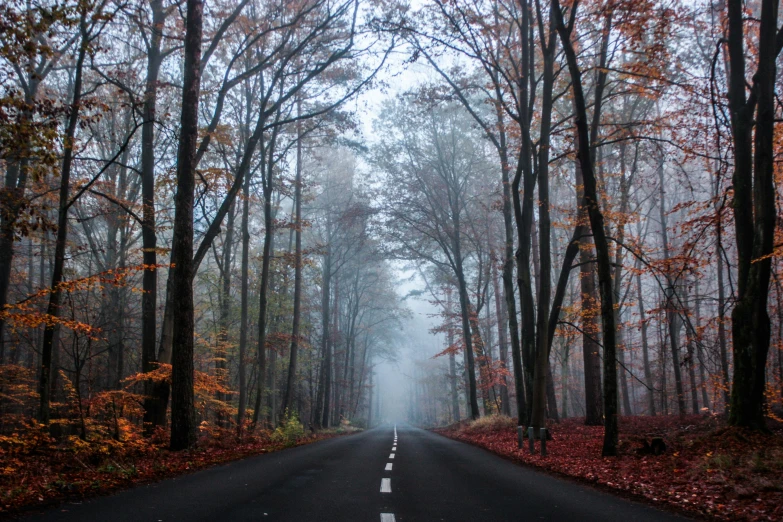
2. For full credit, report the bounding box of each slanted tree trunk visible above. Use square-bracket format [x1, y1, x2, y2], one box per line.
[453, 235, 480, 419]
[497, 107, 526, 427]
[554, 2, 619, 455]
[40, 14, 89, 424]
[576, 160, 603, 426]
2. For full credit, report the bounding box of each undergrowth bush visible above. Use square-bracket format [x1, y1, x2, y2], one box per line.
[334, 417, 362, 433]
[271, 410, 305, 446]
[463, 414, 516, 433]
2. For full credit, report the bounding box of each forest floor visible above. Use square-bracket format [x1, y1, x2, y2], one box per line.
[434, 414, 783, 521]
[0, 424, 356, 517]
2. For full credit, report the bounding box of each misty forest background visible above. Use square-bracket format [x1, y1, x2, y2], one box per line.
[0, 0, 781, 456]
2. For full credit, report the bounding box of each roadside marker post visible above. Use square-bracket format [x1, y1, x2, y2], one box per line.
[528, 426, 535, 454]
[517, 426, 523, 449]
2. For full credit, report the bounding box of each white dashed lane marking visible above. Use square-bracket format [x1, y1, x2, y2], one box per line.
[379, 428, 396, 522]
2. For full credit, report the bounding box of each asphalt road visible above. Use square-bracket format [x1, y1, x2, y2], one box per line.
[22, 424, 690, 522]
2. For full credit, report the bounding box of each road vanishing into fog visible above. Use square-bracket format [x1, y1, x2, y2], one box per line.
[22, 424, 689, 522]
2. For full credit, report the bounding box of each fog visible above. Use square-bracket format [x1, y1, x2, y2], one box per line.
[374, 266, 446, 424]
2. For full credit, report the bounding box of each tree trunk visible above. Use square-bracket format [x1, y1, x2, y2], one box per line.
[251, 149, 276, 428]
[453, 237, 480, 419]
[555, 4, 619, 455]
[0, 81, 41, 354]
[500, 153, 526, 424]
[316, 254, 332, 428]
[561, 338, 570, 418]
[169, 0, 203, 451]
[331, 277, 341, 426]
[612, 146, 633, 417]
[367, 368, 373, 427]
[216, 202, 235, 426]
[469, 301, 492, 415]
[694, 278, 711, 411]
[236, 173, 250, 432]
[725, 0, 777, 429]
[491, 254, 511, 416]
[576, 163, 603, 426]
[510, 0, 536, 426]
[715, 215, 730, 413]
[39, 17, 88, 424]
[281, 103, 304, 418]
[657, 158, 686, 416]
[152, 86, 269, 430]
[531, 12, 558, 430]
[617, 326, 633, 416]
[660, 321, 669, 415]
[141, 0, 165, 435]
[633, 241, 656, 416]
[686, 334, 699, 414]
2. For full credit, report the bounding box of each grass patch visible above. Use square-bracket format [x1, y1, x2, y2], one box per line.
[463, 415, 516, 433]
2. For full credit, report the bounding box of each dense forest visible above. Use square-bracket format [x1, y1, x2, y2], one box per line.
[0, 0, 780, 477]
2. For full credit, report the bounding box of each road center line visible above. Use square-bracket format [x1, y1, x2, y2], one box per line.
[389, 453, 395, 459]
[385, 463, 393, 471]
[381, 513, 396, 522]
[380, 478, 392, 493]
[391, 447, 396, 452]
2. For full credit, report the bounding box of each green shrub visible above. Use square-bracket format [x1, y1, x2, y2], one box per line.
[271, 410, 305, 446]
